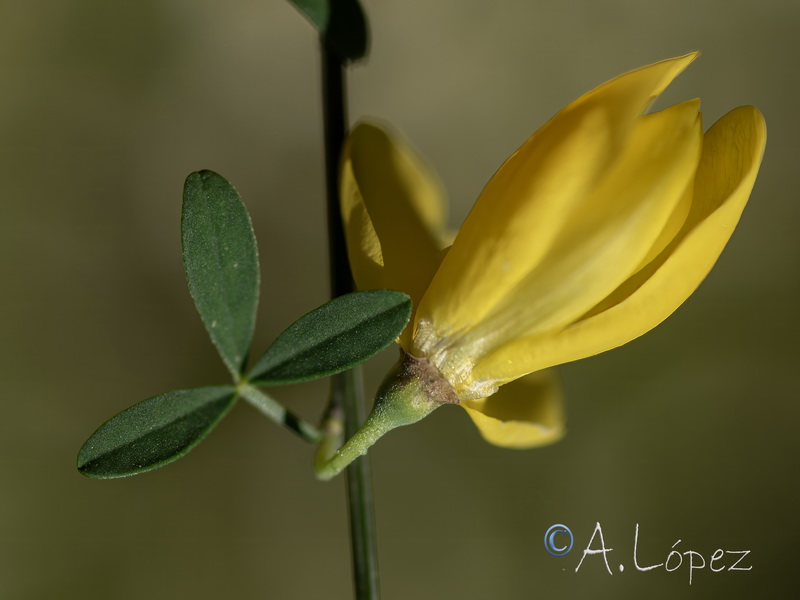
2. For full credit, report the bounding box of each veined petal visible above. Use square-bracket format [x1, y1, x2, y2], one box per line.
[413, 54, 698, 370]
[461, 370, 564, 448]
[472, 106, 766, 383]
[340, 121, 447, 347]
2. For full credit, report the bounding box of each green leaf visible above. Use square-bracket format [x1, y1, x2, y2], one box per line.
[248, 290, 411, 385]
[287, 0, 329, 30]
[77, 386, 237, 479]
[286, 0, 369, 61]
[182, 170, 259, 378]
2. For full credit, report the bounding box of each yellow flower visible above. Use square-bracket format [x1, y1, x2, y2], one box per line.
[316, 53, 766, 479]
[339, 121, 566, 450]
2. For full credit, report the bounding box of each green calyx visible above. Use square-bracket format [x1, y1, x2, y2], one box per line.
[315, 353, 458, 480]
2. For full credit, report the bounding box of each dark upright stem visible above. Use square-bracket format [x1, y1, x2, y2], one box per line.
[321, 38, 381, 600]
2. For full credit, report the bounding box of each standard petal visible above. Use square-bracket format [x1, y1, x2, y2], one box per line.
[475, 102, 701, 343]
[472, 106, 766, 381]
[461, 370, 564, 449]
[413, 54, 698, 369]
[433, 100, 703, 398]
[340, 121, 447, 347]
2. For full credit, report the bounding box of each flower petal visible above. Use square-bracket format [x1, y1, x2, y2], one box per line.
[461, 370, 564, 449]
[340, 121, 447, 347]
[413, 54, 698, 371]
[480, 102, 700, 337]
[472, 106, 766, 381]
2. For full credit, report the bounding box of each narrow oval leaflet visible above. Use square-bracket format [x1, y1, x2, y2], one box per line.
[77, 386, 237, 479]
[182, 170, 260, 378]
[248, 289, 411, 385]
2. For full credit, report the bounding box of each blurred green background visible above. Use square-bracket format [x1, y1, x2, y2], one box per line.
[2, 1, 797, 598]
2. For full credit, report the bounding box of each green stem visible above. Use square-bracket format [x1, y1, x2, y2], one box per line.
[320, 35, 381, 600]
[322, 44, 353, 300]
[316, 353, 446, 481]
[338, 366, 380, 597]
[237, 383, 321, 443]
